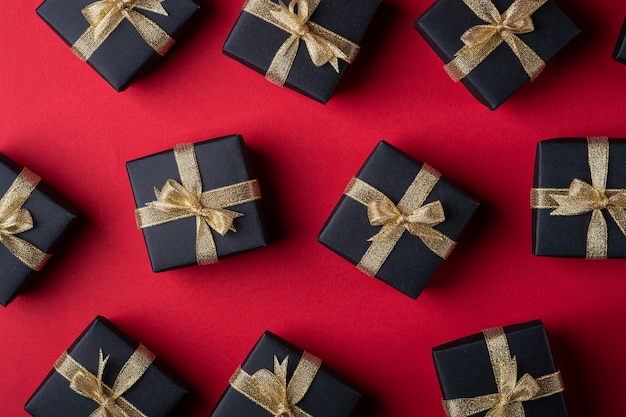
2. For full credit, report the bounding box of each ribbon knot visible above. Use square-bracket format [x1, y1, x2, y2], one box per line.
[445, 0, 546, 82]
[230, 352, 322, 417]
[242, 0, 360, 86]
[367, 198, 446, 243]
[72, 0, 174, 61]
[485, 359, 540, 417]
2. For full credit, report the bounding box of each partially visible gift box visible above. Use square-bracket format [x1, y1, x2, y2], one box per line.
[531, 137, 626, 259]
[36, 0, 200, 91]
[613, 18, 626, 64]
[432, 320, 568, 417]
[318, 141, 479, 299]
[222, 0, 381, 104]
[415, 0, 579, 110]
[25, 316, 187, 417]
[210, 331, 361, 417]
[0, 154, 77, 307]
[126, 135, 267, 272]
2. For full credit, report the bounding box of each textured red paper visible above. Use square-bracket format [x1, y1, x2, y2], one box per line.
[2, 1, 626, 417]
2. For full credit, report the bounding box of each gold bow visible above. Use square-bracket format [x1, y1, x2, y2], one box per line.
[242, 0, 360, 86]
[54, 345, 155, 417]
[71, 0, 174, 61]
[343, 164, 456, 277]
[0, 168, 50, 271]
[230, 352, 322, 417]
[442, 327, 564, 417]
[531, 136, 626, 259]
[135, 143, 262, 265]
[445, 0, 546, 82]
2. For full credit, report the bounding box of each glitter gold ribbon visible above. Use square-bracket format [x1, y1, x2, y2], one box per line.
[442, 327, 564, 417]
[444, 0, 546, 82]
[530, 137, 626, 259]
[242, 0, 360, 86]
[230, 352, 322, 417]
[71, 0, 175, 61]
[135, 143, 262, 265]
[343, 164, 456, 277]
[0, 168, 51, 271]
[54, 345, 155, 417]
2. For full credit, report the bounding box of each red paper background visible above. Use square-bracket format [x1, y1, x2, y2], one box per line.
[2, 1, 626, 416]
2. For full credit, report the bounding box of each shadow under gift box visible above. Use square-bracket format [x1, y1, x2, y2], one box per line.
[318, 141, 479, 299]
[25, 316, 188, 417]
[415, 0, 580, 110]
[0, 154, 77, 307]
[432, 320, 568, 417]
[222, 0, 381, 104]
[531, 138, 626, 258]
[36, 0, 200, 92]
[210, 331, 362, 417]
[126, 135, 267, 272]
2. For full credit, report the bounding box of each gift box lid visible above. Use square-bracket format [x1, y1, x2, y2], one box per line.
[0, 153, 78, 307]
[25, 316, 188, 417]
[222, 0, 381, 104]
[415, 0, 580, 110]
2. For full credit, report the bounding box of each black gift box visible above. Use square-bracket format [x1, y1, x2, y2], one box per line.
[126, 135, 267, 272]
[318, 141, 479, 299]
[25, 316, 187, 417]
[210, 331, 361, 417]
[415, 0, 579, 110]
[432, 320, 568, 417]
[222, 0, 380, 104]
[613, 18, 626, 64]
[0, 154, 77, 307]
[532, 138, 626, 258]
[36, 0, 200, 92]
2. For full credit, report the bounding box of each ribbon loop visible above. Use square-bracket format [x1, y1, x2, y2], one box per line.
[242, 0, 360, 86]
[55, 345, 155, 417]
[230, 352, 322, 417]
[442, 326, 563, 417]
[444, 0, 546, 82]
[72, 0, 174, 61]
[135, 143, 262, 265]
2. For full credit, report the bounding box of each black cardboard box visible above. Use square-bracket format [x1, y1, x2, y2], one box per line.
[432, 320, 568, 417]
[222, 0, 380, 104]
[210, 331, 361, 417]
[531, 137, 626, 258]
[318, 141, 479, 299]
[36, 0, 200, 91]
[613, 18, 626, 64]
[126, 135, 267, 272]
[415, 0, 579, 110]
[25, 316, 188, 417]
[0, 154, 77, 307]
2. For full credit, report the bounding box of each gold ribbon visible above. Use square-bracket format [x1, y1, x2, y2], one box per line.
[71, 0, 175, 61]
[0, 168, 51, 271]
[242, 0, 360, 86]
[445, 0, 546, 82]
[135, 143, 262, 265]
[54, 345, 155, 417]
[442, 327, 564, 417]
[531, 137, 626, 259]
[229, 352, 322, 417]
[343, 164, 456, 277]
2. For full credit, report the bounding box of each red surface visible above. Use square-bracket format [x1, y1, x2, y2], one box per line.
[2, 1, 626, 416]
